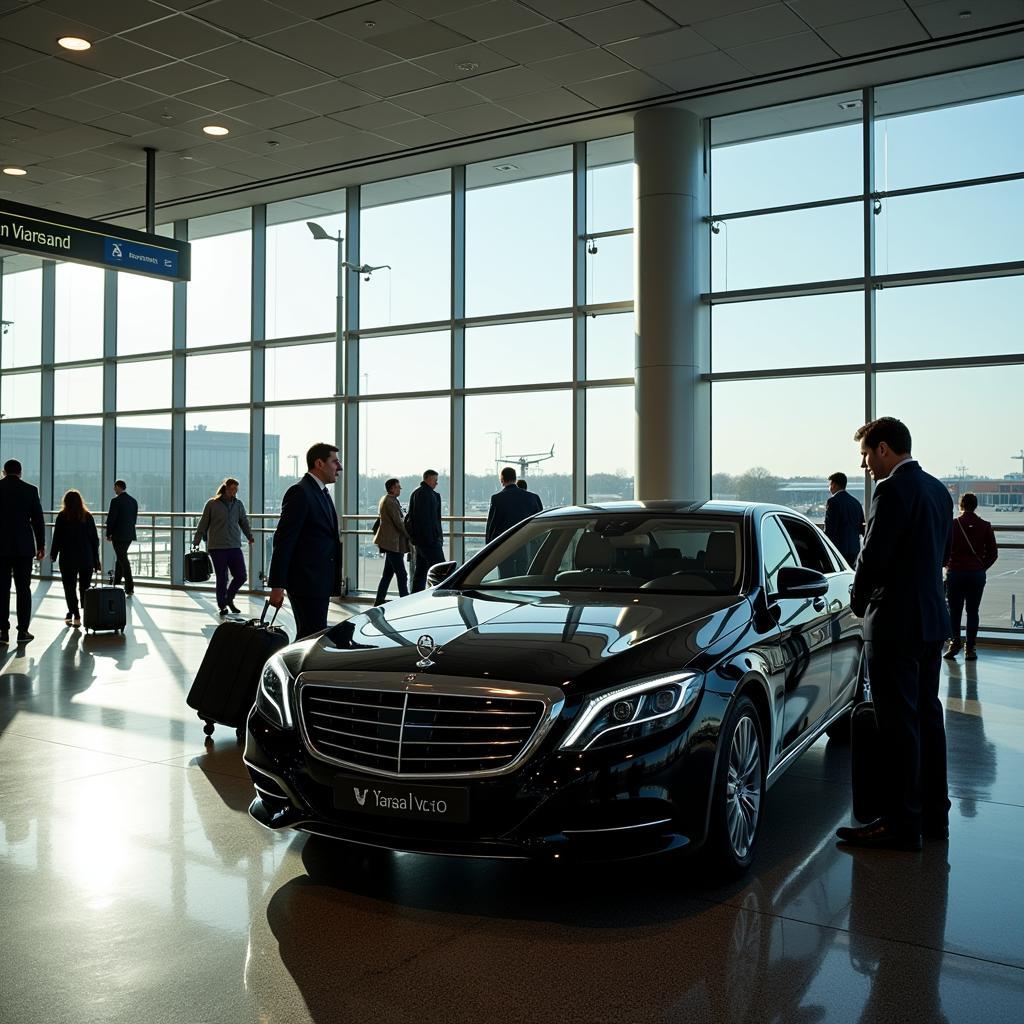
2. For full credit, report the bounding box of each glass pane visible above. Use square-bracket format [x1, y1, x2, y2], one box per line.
[467, 147, 572, 317]
[264, 403, 337, 513]
[875, 180, 1024, 275]
[1, 371, 41, 418]
[712, 203, 862, 292]
[875, 65, 1024, 191]
[464, 390, 572, 517]
[1, 265, 42, 368]
[586, 386, 635, 502]
[118, 358, 171, 411]
[712, 292, 863, 372]
[265, 341, 336, 402]
[187, 210, 251, 347]
[54, 364, 103, 416]
[877, 277, 1024, 362]
[117, 413, 172, 513]
[54, 263, 104, 362]
[587, 135, 634, 233]
[185, 410, 250, 512]
[761, 517, 798, 592]
[712, 93, 863, 213]
[711, 374, 864, 516]
[587, 311, 633, 380]
[361, 171, 450, 329]
[54, 419, 102, 509]
[358, 396, 450, 590]
[118, 274, 173, 355]
[186, 350, 250, 407]
[0, 419, 40, 486]
[586, 232, 632, 304]
[266, 190, 345, 340]
[465, 321, 571, 389]
[875, 364, 1024, 629]
[359, 332, 449, 395]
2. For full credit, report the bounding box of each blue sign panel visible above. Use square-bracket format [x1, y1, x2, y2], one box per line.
[103, 237, 179, 277]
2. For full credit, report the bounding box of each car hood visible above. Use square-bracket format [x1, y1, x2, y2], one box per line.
[297, 588, 751, 691]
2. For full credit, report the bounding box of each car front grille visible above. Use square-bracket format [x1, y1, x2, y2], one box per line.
[299, 684, 547, 776]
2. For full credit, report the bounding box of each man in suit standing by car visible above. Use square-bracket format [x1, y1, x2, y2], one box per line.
[268, 443, 343, 639]
[824, 471, 864, 567]
[837, 417, 953, 851]
[106, 479, 138, 596]
[487, 467, 540, 543]
[407, 469, 444, 593]
[0, 459, 45, 645]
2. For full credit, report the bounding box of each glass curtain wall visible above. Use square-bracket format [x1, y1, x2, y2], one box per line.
[708, 59, 1024, 632]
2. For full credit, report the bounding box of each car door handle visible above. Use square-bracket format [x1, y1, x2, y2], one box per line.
[813, 597, 826, 612]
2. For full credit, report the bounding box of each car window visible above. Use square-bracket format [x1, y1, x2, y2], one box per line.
[780, 516, 836, 574]
[761, 517, 798, 593]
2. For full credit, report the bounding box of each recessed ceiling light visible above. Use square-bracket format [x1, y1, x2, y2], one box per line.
[455, 61, 479, 72]
[202, 125, 230, 136]
[959, 9, 972, 18]
[58, 36, 91, 51]
[838, 99, 862, 110]
[2, 166, 27, 176]
[364, 19, 376, 28]
[493, 163, 519, 172]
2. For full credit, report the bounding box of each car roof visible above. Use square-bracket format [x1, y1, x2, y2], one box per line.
[534, 499, 783, 518]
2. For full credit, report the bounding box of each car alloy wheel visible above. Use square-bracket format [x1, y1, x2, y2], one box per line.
[726, 714, 762, 861]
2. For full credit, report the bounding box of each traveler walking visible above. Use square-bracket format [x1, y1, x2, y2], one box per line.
[50, 490, 100, 628]
[268, 443, 343, 639]
[0, 458, 45, 645]
[406, 469, 444, 593]
[943, 492, 998, 662]
[372, 478, 410, 605]
[193, 477, 255, 617]
[516, 477, 543, 513]
[486, 467, 540, 542]
[824, 471, 864, 567]
[106, 479, 138, 596]
[837, 417, 953, 851]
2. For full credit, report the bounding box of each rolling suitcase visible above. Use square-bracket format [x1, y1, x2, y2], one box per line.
[185, 547, 213, 583]
[84, 570, 127, 635]
[851, 674, 884, 823]
[186, 601, 289, 739]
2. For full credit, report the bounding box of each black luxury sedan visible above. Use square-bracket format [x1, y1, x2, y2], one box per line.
[245, 501, 864, 872]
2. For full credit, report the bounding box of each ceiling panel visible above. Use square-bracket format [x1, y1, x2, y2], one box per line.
[40, 0, 169, 35]
[127, 61, 224, 96]
[323, 2, 424, 39]
[257, 22, 397, 76]
[607, 25, 716, 67]
[345, 60, 446, 95]
[275, 114, 363, 141]
[394, 81, 483, 113]
[529, 46, 634, 84]
[412, 42, 517, 80]
[370, 20, 472, 58]
[332, 100, 421, 128]
[191, 41, 334, 92]
[179, 80, 270, 112]
[568, 67, 671, 104]
[282, 80, 379, 113]
[0, 5, 103, 52]
[785, 0, 907, 28]
[499, 85, 596, 117]
[194, 0, 306, 36]
[227, 98, 317, 130]
[121, 15, 237, 59]
[490, 23, 592, 62]
[913, 0, 1024, 37]
[565, 2, 677, 45]
[728, 30, 838, 74]
[372, 116, 459, 146]
[435, 1, 549, 40]
[817, 9, 931, 56]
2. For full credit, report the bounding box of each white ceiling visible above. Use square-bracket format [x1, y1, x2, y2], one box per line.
[1, 0, 1023, 225]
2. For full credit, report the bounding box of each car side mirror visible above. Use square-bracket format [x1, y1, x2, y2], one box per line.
[774, 566, 829, 599]
[426, 560, 458, 588]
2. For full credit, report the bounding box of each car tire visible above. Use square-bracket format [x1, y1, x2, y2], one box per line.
[705, 695, 765, 877]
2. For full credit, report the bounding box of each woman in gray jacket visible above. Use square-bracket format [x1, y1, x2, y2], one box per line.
[193, 477, 255, 616]
[372, 477, 410, 606]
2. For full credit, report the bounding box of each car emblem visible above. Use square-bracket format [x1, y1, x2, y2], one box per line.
[416, 634, 436, 668]
[353, 786, 368, 807]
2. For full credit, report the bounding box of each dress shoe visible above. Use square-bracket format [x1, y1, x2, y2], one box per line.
[65, 614, 73, 625]
[16, 630, 34, 644]
[228, 602, 241, 614]
[965, 646, 977, 661]
[73, 616, 81, 628]
[219, 607, 230, 617]
[836, 819, 922, 851]
[942, 640, 961, 660]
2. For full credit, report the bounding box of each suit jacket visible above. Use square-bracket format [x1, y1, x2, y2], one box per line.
[851, 461, 953, 645]
[106, 491, 138, 544]
[824, 489, 864, 564]
[406, 483, 442, 548]
[50, 511, 100, 571]
[373, 493, 410, 554]
[268, 475, 342, 598]
[0, 475, 45, 558]
[486, 484, 539, 543]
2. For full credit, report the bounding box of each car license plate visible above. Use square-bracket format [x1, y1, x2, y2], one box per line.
[333, 774, 470, 823]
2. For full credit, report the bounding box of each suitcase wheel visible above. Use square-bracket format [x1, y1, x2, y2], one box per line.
[202, 720, 215, 737]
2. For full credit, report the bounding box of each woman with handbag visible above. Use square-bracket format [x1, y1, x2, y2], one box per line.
[372, 478, 410, 606]
[943, 492, 998, 661]
[192, 477, 255, 617]
[50, 489, 101, 628]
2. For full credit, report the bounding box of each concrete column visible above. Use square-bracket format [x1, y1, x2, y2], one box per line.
[634, 106, 710, 501]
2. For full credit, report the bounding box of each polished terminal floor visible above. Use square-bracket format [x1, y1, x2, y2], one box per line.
[1, 583, 1022, 1024]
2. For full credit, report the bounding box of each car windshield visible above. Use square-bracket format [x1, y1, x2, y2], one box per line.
[458, 514, 744, 594]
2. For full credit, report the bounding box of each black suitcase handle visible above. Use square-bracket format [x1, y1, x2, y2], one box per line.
[257, 600, 280, 628]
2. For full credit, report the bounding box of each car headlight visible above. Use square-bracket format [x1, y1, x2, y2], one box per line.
[559, 672, 702, 751]
[256, 652, 294, 729]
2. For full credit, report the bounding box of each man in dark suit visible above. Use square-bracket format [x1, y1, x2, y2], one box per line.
[268, 443, 343, 639]
[0, 459, 45, 645]
[106, 479, 139, 596]
[487, 467, 540, 543]
[407, 469, 444, 593]
[516, 478, 543, 514]
[824, 471, 864, 567]
[837, 417, 953, 851]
